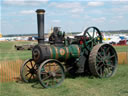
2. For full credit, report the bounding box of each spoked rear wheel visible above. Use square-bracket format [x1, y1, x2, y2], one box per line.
[89, 44, 118, 78]
[38, 59, 65, 88]
[20, 59, 37, 82]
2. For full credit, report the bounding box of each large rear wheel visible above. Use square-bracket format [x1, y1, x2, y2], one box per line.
[89, 44, 118, 78]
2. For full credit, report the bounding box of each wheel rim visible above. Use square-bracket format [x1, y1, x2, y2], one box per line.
[83, 27, 102, 51]
[89, 44, 118, 78]
[38, 59, 65, 88]
[20, 59, 37, 82]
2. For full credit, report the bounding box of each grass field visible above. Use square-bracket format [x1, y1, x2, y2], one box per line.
[113, 45, 128, 52]
[0, 41, 128, 96]
[0, 41, 36, 60]
[0, 65, 128, 96]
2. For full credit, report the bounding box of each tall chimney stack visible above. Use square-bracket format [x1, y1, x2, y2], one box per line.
[36, 9, 45, 44]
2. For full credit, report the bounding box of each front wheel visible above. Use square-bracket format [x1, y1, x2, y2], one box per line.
[20, 59, 37, 83]
[38, 59, 65, 88]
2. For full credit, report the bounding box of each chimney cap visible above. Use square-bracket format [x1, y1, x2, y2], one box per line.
[36, 9, 45, 14]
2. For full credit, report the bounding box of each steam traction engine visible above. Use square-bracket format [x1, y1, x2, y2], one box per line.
[20, 9, 118, 88]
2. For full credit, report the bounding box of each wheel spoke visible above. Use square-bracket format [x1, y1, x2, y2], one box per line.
[106, 47, 110, 54]
[41, 72, 47, 75]
[107, 52, 111, 57]
[87, 39, 93, 44]
[25, 72, 30, 76]
[91, 41, 93, 49]
[55, 73, 62, 77]
[97, 64, 104, 71]
[97, 52, 102, 58]
[30, 61, 34, 68]
[93, 28, 95, 38]
[96, 60, 102, 63]
[26, 65, 31, 70]
[107, 55, 115, 60]
[54, 64, 56, 71]
[86, 31, 92, 38]
[42, 75, 52, 81]
[28, 74, 33, 81]
[94, 38, 98, 45]
[96, 55, 102, 61]
[106, 64, 115, 68]
[49, 63, 51, 71]
[101, 47, 106, 56]
[45, 82, 49, 86]
[33, 64, 37, 70]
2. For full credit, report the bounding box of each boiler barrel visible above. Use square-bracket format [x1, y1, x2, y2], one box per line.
[49, 45, 80, 60]
[32, 45, 80, 64]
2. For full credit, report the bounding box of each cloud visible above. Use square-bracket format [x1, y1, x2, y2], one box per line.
[112, 0, 128, 4]
[89, 10, 103, 14]
[113, 0, 128, 2]
[3, 0, 49, 6]
[49, 2, 84, 13]
[91, 17, 106, 22]
[112, 5, 128, 14]
[70, 7, 84, 13]
[49, 2, 81, 9]
[88, 1, 104, 7]
[20, 10, 34, 14]
[117, 16, 124, 19]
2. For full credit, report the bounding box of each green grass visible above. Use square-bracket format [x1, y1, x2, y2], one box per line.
[114, 46, 128, 52]
[0, 41, 34, 60]
[0, 65, 128, 96]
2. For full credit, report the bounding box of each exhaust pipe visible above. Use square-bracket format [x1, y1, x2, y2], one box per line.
[36, 9, 45, 44]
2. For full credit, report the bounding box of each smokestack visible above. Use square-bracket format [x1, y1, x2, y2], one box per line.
[36, 9, 45, 44]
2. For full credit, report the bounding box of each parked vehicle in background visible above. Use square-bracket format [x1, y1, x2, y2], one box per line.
[15, 44, 34, 50]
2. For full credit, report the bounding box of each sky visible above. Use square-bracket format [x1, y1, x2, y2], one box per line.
[0, 0, 128, 35]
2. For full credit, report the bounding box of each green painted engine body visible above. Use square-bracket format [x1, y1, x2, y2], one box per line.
[49, 45, 80, 61]
[32, 44, 80, 63]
